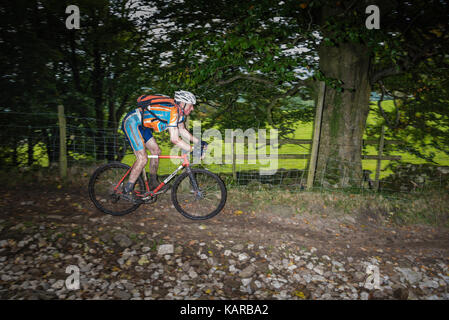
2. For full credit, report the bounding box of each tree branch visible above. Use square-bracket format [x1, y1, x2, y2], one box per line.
[370, 67, 403, 85]
[197, 100, 220, 109]
[266, 81, 306, 129]
[377, 81, 403, 130]
[371, 43, 441, 85]
[377, 82, 392, 129]
[216, 74, 275, 86]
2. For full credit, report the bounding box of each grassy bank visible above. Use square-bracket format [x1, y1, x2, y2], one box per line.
[228, 186, 449, 228]
[2, 165, 447, 228]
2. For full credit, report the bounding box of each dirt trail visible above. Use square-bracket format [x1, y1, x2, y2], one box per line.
[0, 185, 448, 300]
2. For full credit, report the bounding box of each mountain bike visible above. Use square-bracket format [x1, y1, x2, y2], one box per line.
[88, 154, 227, 220]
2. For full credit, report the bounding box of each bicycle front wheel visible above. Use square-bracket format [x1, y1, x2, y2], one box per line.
[171, 169, 227, 220]
[88, 162, 145, 216]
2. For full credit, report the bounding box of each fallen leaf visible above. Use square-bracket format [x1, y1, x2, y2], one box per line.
[138, 256, 149, 265]
[294, 290, 306, 299]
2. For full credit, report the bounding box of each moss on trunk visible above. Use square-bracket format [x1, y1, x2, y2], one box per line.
[314, 42, 371, 188]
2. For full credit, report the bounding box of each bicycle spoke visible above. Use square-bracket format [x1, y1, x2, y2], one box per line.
[89, 163, 144, 216]
[172, 169, 226, 220]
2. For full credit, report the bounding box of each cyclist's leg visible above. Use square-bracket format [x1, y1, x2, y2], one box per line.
[122, 113, 148, 192]
[144, 136, 164, 190]
[145, 137, 160, 176]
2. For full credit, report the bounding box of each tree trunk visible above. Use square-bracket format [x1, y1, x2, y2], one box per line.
[44, 127, 58, 165]
[11, 138, 18, 167]
[93, 43, 105, 161]
[315, 42, 371, 188]
[27, 136, 35, 167]
[115, 93, 130, 162]
[69, 31, 82, 92]
[106, 91, 120, 162]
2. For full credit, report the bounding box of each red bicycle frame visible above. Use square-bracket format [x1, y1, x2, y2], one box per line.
[113, 154, 190, 198]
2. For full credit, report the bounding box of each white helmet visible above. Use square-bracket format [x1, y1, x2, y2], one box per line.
[174, 90, 196, 105]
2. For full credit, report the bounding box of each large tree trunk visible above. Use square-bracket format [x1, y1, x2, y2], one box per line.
[11, 138, 18, 167]
[27, 136, 35, 167]
[106, 88, 118, 162]
[93, 43, 105, 161]
[44, 127, 59, 165]
[315, 42, 371, 188]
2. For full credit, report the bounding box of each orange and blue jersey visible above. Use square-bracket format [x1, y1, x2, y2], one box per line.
[121, 103, 185, 152]
[141, 104, 185, 132]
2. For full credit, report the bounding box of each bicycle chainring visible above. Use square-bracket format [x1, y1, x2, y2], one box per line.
[142, 194, 157, 204]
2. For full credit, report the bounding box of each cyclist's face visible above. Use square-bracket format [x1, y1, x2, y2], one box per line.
[183, 103, 194, 115]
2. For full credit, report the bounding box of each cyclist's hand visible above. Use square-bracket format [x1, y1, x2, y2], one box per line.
[181, 148, 190, 155]
[191, 141, 208, 160]
[191, 146, 202, 159]
[200, 141, 208, 160]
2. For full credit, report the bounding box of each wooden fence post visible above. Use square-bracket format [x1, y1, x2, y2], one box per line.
[375, 125, 385, 191]
[232, 133, 237, 181]
[307, 81, 325, 190]
[58, 105, 67, 179]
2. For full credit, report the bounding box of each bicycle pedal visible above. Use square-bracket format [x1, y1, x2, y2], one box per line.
[121, 193, 143, 204]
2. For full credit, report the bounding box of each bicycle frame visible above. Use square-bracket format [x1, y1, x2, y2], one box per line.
[113, 154, 191, 199]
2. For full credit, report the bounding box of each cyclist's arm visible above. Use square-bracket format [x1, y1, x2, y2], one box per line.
[168, 126, 192, 152]
[177, 122, 200, 144]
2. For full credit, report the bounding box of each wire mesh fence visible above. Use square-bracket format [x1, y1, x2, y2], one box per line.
[0, 110, 128, 167]
[0, 111, 448, 198]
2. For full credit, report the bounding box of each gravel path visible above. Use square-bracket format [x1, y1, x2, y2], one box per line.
[0, 187, 448, 300]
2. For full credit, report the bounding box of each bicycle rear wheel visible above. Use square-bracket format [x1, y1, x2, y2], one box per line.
[171, 169, 227, 220]
[88, 162, 145, 216]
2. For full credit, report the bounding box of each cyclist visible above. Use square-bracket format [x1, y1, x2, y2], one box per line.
[121, 90, 207, 202]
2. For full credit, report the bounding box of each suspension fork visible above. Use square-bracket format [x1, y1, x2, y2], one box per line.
[185, 166, 200, 193]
